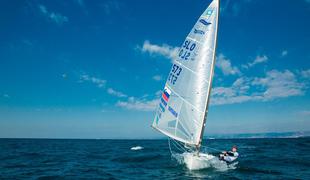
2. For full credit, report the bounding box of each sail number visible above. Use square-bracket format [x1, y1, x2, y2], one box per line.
[168, 64, 182, 85]
[178, 40, 196, 60]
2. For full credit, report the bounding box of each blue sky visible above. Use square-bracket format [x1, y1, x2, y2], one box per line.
[0, 0, 309, 138]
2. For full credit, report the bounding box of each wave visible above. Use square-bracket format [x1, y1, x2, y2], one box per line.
[112, 154, 162, 163]
[172, 152, 237, 171]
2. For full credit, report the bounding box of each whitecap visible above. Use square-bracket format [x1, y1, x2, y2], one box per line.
[130, 146, 144, 151]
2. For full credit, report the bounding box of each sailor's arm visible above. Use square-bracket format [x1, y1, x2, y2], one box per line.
[227, 151, 238, 157]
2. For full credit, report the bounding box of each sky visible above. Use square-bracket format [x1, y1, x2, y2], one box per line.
[0, 0, 310, 139]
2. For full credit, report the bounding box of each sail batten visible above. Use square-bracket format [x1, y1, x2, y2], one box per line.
[152, 0, 219, 146]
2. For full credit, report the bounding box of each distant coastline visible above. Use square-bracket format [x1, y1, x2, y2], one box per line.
[204, 131, 310, 139]
[0, 131, 309, 140]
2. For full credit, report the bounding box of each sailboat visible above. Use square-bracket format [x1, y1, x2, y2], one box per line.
[152, 0, 220, 170]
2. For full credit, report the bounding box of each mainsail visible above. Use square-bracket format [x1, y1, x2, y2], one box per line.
[152, 0, 219, 146]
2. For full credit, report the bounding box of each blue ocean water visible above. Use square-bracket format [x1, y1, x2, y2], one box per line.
[0, 138, 309, 179]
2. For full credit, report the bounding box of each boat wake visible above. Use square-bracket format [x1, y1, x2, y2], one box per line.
[172, 152, 237, 171]
[130, 146, 144, 151]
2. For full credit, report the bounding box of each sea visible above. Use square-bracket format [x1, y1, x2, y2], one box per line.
[0, 138, 309, 179]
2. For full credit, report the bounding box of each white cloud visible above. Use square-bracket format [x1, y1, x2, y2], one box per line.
[252, 55, 268, 66]
[211, 77, 255, 105]
[281, 50, 288, 57]
[301, 69, 310, 78]
[101, 1, 121, 15]
[107, 88, 127, 98]
[221, 0, 253, 17]
[80, 74, 106, 88]
[139, 40, 179, 61]
[116, 97, 158, 111]
[49, 13, 68, 25]
[22, 39, 33, 46]
[216, 54, 241, 76]
[74, 0, 88, 14]
[298, 110, 310, 116]
[211, 70, 305, 105]
[243, 55, 268, 68]
[231, 3, 241, 16]
[3, 94, 10, 98]
[116, 90, 162, 111]
[77, 72, 131, 99]
[38, 4, 68, 25]
[39, 5, 48, 14]
[152, 75, 163, 81]
[252, 70, 304, 100]
[155, 90, 162, 96]
[115, 68, 306, 109]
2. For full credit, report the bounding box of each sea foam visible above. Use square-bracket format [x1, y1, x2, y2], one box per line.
[130, 146, 144, 151]
[172, 152, 237, 171]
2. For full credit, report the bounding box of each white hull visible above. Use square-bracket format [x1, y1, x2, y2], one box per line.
[183, 152, 214, 170]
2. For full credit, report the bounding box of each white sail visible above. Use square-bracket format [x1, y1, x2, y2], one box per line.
[152, 0, 219, 146]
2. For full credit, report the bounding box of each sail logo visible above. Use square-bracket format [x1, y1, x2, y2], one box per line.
[194, 29, 205, 35]
[199, 19, 211, 26]
[159, 103, 165, 112]
[162, 87, 171, 102]
[160, 97, 167, 106]
[168, 106, 178, 118]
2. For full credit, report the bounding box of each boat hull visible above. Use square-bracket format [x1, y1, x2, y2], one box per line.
[183, 152, 214, 170]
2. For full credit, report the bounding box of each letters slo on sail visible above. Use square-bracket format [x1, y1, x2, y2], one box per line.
[152, 0, 219, 155]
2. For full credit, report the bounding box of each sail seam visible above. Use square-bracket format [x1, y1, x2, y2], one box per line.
[166, 84, 204, 115]
[186, 37, 202, 44]
[174, 60, 197, 75]
[175, 48, 215, 77]
[175, 120, 192, 140]
[174, 60, 210, 85]
[177, 117, 200, 139]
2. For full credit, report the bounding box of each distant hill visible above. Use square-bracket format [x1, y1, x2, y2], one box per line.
[204, 131, 310, 139]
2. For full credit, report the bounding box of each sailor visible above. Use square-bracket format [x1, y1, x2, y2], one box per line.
[219, 145, 239, 163]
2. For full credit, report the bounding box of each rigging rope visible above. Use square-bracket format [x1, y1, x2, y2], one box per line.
[200, 145, 224, 153]
[171, 138, 187, 152]
[168, 138, 173, 155]
[168, 138, 225, 155]
[168, 137, 187, 153]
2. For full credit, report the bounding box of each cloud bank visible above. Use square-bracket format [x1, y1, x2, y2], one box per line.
[139, 40, 179, 61]
[211, 70, 305, 105]
[116, 97, 158, 111]
[216, 54, 241, 76]
[80, 74, 106, 88]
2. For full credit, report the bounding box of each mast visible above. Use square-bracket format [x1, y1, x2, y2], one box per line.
[196, 0, 220, 152]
